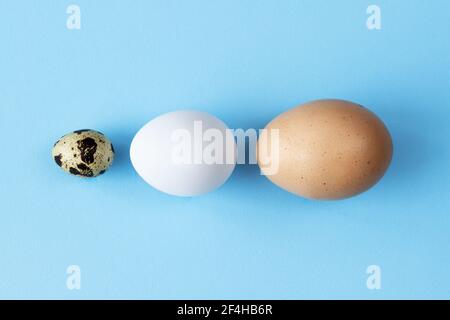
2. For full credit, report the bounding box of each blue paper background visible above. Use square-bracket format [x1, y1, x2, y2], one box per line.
[0, 0, 449, 299]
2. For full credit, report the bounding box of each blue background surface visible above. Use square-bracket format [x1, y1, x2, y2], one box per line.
[0, 0, 449, 299]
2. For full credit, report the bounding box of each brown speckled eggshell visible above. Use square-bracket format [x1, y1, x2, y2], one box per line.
[52, 129, 115, 178]
[258, 99, 393, 200]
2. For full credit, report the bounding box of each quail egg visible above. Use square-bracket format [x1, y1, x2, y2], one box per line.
[52, 129, 115, 177]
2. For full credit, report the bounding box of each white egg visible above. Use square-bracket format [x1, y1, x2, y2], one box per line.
[130, 110, 236, 197]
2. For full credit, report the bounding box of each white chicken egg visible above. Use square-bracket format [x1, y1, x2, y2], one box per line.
[130, 110, 236, 197]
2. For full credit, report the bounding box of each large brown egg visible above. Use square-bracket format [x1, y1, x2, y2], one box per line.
[257, 99, 393, 200]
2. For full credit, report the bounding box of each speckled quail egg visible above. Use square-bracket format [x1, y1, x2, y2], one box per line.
[52, 129, 115, 177]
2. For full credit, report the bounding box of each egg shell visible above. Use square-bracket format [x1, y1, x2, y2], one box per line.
[52, 129, 115, 177]
[130, 111, 236, 197]
[258, 99, 393, 200]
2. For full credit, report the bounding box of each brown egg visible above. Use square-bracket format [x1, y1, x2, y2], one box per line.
[257, 99, 393, 200]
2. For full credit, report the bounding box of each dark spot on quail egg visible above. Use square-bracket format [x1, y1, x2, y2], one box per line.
[77, 137, 97, 164]
[54, 154, 63, 167]
[69, 167, 80, 175]
[76, 163, 94, 177]
[74, 129, 90, 134]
